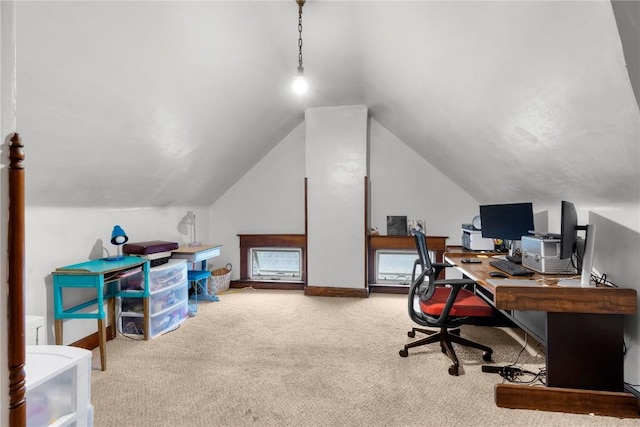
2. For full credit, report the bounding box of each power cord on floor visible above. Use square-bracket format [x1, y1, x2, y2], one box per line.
[482, 332, 546, 385]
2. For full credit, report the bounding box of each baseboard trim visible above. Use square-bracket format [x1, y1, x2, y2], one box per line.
[369, 284, 409, 295]
[495, 383, 639, 418]
[230, 280, 305, 291]
[69, 326, 116, 351]
[304, 286, 369, 298]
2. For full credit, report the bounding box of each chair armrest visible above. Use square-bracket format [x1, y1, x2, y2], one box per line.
[432, 262, 453, 279]
[432, 262, 453, 269]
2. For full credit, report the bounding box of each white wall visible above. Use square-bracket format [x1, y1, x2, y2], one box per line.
[208, 122, 307, 279]
[24, 206, 209, 345]
[369, 119, 480, 243]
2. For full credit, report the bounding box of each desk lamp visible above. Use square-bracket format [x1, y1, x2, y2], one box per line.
[182, 211, 201, 247]
[105, 225, 128, 261]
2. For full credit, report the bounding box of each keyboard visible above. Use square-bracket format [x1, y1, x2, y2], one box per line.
[489, 259, 535, 276]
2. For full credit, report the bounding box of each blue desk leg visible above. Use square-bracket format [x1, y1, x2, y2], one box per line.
[189, 266, 219, 302]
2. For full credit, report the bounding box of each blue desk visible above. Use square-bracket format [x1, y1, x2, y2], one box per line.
[53, 256, 149, 370]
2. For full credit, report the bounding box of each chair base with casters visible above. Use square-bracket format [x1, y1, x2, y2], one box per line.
[400, 324, 492, 376]
[400, 229, 494, 376]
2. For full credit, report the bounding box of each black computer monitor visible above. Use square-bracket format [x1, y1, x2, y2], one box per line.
[479, 202, 534, 242]
[558, 200, 596, 286]
[560, 200, 578, 259]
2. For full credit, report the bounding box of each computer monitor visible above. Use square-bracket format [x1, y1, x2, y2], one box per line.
[560, 200, 578, 259]
[558, 200, 596, 287]
[479, 202, 535, 242]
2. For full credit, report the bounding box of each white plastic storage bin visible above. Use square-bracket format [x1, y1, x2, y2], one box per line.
[119, 259, 188, 338]
[26, 345, 93, 427]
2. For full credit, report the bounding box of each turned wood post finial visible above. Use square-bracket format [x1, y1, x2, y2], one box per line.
[9, 133, 24, 170]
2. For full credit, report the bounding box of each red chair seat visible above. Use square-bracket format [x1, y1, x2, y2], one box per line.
[419, 287, 493, 317]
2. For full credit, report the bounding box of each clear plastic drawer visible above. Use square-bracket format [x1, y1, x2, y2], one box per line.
[120, 301, 188, 339]
[120, 281, 187, 315]
[27, 367, 74, 426]
[150, 301, 188, 337]
[149, 259, 187, 293]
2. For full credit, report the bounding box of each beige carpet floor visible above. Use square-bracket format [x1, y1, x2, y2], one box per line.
[90, 289, 636, 426]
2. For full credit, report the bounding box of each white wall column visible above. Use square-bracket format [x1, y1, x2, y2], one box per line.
[305, 105, 368, 290]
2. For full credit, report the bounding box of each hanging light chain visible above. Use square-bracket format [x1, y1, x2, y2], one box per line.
[297, 0, 305, 71]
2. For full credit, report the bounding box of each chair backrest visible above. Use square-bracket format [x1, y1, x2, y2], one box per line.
[412, 228, 434, 277]
[410, 228, 439, 302]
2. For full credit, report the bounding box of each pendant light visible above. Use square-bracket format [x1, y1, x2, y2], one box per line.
[292, 0, 308, 94]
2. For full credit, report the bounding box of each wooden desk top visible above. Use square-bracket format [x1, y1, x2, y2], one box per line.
[172, 244, 222, 255]
[171, 244, 222, 263]
[54, 256, 146, 275]
[444, 252, 637, 315]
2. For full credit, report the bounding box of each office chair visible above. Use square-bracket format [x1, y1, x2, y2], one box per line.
[399, 229, 493, 375]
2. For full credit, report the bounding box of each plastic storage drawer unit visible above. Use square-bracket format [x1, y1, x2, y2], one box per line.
[26, 345, 93, 427]
[119, 259, 189, 338]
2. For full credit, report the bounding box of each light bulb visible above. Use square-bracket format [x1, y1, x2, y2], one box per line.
[292, 74, 308, 94]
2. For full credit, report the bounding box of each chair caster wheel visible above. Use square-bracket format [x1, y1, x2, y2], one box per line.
[408, 331, 415, 338]
[482, 351, 492, 362]
[399, 349, 409, 357]
[448, 365, 459, 376]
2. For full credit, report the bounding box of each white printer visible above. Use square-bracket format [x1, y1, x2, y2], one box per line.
[521, 235, 576, 274]
[461, 224, 494, 251]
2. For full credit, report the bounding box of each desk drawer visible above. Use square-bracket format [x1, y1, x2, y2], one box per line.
[149, 259, 187, 293]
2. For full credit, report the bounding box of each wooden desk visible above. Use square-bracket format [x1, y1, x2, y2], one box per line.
[171, 244, 222, 267]
[444, 251, 639, 418]
[171, 244, 222, 301]
[53, 256, 149, 371]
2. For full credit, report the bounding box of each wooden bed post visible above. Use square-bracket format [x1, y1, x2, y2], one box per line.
[8, 133, 26, 427]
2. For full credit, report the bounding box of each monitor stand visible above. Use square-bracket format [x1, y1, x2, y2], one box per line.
[506, 240, 523, 263]
[507, 240, 520, 256]
[558, 224, 596, 287]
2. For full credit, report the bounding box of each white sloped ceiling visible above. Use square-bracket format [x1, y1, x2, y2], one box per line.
[15, 1, 639, 208]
